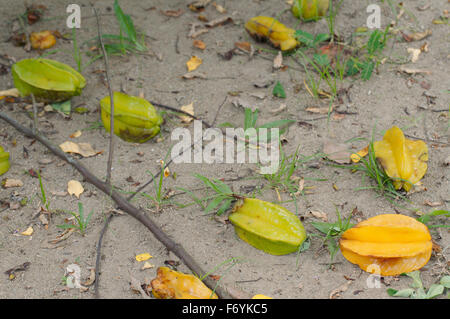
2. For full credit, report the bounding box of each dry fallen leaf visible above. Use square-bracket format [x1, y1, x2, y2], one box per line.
[0, 88, 20, 98]
[82, 268, 96, 287]
[21, 226, 34, 236]
[186, 56, 202, 72]
[48, 228, 75, 244]
[273, 51, 283, 70]
[212, 2, 226, 13]
[160, 9, 184, 17]
[182, 71, 207, 79]
[305, 106, 333, 114]
[423, 200, 443, 207]
[205, 16, 233, 28]
[136, 253, 152, 262]
[309, 211, 328, 222]
[59, 141, 100, 158]
[193, 39, 206, 50]
[323, 139, 351, 164]
[180, 102, 194, 123]
[402, 29, 432, 42]
[270, 104, 287, 114]
[398, 66, 432, 75]
[350, 145, 369, 163]
[330, 279, 353, 299]
[234, 41, 253, 54]
[69, 130, 82, 139]
[141, 262, 154, 270]
[407, 48, 421, 63]
[67, 180, 84, 198]
[3, 179, 24, 188]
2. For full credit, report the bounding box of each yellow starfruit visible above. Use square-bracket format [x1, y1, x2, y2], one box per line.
[244, 16, 299, 51]
[150, 267, 218, 299]
[228, 198, 307, 255]
[0, 146, 10, 176]
[100, 92, 163, 143]
[292, 0, 329, 21]
[12, 58, 85, 103]
[374, 126, 428, 191]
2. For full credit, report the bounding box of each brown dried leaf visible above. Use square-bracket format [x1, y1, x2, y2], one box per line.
[273, 51, 283, 70]
[182, 71, 207, 79]
[67, 180, 84, 198]
[423, 200, 443, 207]
[402, 29, 432, 42]
[48, 228, 75, 244]
[212, 2, 226, 13]
[309, 210, 328, 222]
[330, 280, 353, 299]
[205, 16, 233, 27]
[323, 139, 351, 164]
[193, 39, 206, 50]
[180, 103, 194, 123]
[160, 9, 183, 17]
[59, 141, 100, 158]
[3, 179, 24, 188]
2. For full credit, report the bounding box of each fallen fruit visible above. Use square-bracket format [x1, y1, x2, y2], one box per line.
[340, 214, 432, 276]
[374, 126, 428, 191]
[12, 58, 86, 103]
[0, 146, 10, 176]
[229, 198, 307, 255]
[292, 0, 329, 21]
[244, 16, 299, 51]
[100, 92, 163, 143]
[30, 30, 56, 50]
[151, 267, 218, 299]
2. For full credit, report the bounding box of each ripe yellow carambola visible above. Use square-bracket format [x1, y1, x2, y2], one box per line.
[100, 92, 163, 143]
[244, 16, 299, 51]
[229, 198, 307, 255]
[292, 0, 329, 21]
[150, 267, 218, 299]
[339, 214, 432, 276]
[374, 126, 428, 191]
[12, 58, 86, 103]
[0, 146, 10, 176]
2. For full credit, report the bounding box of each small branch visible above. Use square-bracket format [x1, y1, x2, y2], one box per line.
[94, 213, 114, 299]
[93, 5, 115, 187]
[30, 93, 38, 134]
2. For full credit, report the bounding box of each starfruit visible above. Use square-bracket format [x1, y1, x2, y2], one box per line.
[245, 16, 299, 51]
[150, 267, 218, 299]
[12, 58, 86, 103]
[374, 126, 428, 191]
[228, 198, 307, 255]
[292, 0, 329, 21]
[0, 146, 10, 176]
[100, 92, 163, 143]
[340, 214, 432, 276]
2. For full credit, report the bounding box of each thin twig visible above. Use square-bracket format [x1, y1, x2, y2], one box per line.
[93, 5, 115, 186]
[30, 93, 38, 134]
[212, 96, 228, 126]
[0, 110, 231, 299]
[94, 213, 114, 298]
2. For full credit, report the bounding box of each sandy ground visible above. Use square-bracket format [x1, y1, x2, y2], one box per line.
[0, 0, 448, 299]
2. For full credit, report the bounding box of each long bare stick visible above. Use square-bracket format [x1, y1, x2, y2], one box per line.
[0, 111, 231, 299]
[93, 6, 115, 186]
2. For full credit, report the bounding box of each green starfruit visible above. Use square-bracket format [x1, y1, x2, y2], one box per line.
[229, 198, 307, 255]
[12, 58, 86, 103]
[100, 92, 163, 143]
[0, 146, 10, 176]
